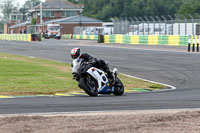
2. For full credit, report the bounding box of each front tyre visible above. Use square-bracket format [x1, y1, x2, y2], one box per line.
[113, 77, 124, 96]
[79, 75, 98, 96]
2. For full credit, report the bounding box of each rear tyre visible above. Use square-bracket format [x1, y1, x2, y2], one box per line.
[79, 75, 98, 96]
[113, 77, 124, 96]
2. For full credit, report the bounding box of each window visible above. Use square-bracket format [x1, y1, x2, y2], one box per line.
[50, 11, 55, 17]
[42, 11, 50, 17]
[17, 16, 21, 20]
[42, 11, 54, 17]
[33, 12, 37, 18]
[62, 11, 77, 17]
[62, 11, 65, 17]
[12, 15, 16, 20]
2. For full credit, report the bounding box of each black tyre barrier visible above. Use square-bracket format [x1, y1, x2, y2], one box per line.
[31, 34, 41, 41]
[98, 35, 104, 43]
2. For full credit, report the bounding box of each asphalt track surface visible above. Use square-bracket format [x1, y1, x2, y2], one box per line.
[0, 39, 200, 114]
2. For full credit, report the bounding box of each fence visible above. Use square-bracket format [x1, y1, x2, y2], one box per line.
[62, 34, 98, 40]
[113, 15, 200, 35]
[0, 34, 32, 42]
[104, 35, 188, 46]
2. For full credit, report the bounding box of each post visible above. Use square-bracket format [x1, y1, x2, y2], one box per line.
[150, 16, 155, 35]
[139, 17, 144, 35]
[156, 16, 161, 35]
[197, 36, 199, 52]
[40, 2, 43, 24]
[181, 14, 187, 35]
[144, 16, 149, 35]
[79, 10, 83, 27]
[192, 35, 195, 52]
[188, 35, 191, 52]
[168, 15, 173, 35]
[189, 14, 194, 35]
[134, 17, 139, 35]
[161, 15, 167, 35]
[175, 14, 180, 35]
[129, 17, 134, 35]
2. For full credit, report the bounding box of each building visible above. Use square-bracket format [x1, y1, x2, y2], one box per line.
[29, 0, 83, 24]
[9, 13, 23, 23]
[6, 0, 103, 34]
[40, 15, 103, 34]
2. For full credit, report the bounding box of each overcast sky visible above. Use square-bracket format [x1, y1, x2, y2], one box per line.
[16, 0, 45, 7]
[0, 0, 45, 17]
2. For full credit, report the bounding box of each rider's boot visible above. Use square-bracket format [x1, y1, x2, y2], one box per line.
[107, 71, 115, 86]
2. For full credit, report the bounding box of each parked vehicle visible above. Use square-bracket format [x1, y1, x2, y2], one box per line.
[43, 24, 61, 39]
[71, 58, 124, 96]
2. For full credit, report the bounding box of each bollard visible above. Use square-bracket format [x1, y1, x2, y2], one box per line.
[188, 36, 191, 52]
[197, 36, 200, 52]
[192, 36, 195, 52]
[188, 42, 191, 52]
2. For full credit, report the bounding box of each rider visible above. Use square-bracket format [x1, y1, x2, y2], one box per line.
[70, 47, 114, 84]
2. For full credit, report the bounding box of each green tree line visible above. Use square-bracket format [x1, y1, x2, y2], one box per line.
[69, 0, 200, 21]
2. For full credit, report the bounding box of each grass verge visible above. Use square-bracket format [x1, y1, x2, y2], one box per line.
[0, 53, 165, 96]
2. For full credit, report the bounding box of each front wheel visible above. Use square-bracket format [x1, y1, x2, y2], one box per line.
[79, 75, 99, 96]
[113, 77, 124, 96]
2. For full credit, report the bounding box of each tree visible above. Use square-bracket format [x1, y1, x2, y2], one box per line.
[177, 0, 200, 19]
[0, 0, 19, 21]
[19, 0, 40, 21]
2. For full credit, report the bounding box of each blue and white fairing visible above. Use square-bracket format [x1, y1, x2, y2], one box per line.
[87, 67, 113, 94]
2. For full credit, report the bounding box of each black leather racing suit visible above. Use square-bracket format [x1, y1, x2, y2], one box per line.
[80, 53, 114, 82]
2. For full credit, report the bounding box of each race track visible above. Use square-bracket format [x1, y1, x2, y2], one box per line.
[0, 39, 200, 114]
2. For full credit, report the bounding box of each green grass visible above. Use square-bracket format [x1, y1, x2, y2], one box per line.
[0, 53, 165, 96]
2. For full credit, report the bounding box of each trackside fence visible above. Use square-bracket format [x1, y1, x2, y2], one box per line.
[61, 34, 200, 52]
[62, 34, 188, 45]
[104, 35, 188, 46]
[62, 34, 98, 40]
[0, 34, 32, 42]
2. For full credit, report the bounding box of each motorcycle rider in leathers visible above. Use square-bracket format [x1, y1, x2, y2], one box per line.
[70, 47, 114, 84]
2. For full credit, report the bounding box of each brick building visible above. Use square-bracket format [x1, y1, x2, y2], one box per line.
[30, 0, 83, 24]
[7, 0, 103, 34]
[41, 15, 103, 34]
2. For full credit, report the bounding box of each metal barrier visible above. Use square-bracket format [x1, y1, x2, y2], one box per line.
[112, 15, 200, 35]
[0, 34, 32, 42]
[104, 35, 188, 46]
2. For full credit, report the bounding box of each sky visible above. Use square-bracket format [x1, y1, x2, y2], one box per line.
[16, 0, 45, 7]
[0, 0, 45, 16]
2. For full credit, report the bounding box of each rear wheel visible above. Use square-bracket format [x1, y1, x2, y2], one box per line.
[113, 77, 124, 96]
[79, 75, 98, 96]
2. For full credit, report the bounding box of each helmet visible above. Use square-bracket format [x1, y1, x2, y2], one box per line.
[71, 47, 81, 59]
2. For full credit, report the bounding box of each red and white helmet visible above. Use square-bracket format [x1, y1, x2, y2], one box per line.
[71, 47, 81, 59]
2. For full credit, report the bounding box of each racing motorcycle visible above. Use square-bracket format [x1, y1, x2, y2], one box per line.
[71, 58, 124, 96]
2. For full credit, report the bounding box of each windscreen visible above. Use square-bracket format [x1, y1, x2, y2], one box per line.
[48, 26, 60, 31]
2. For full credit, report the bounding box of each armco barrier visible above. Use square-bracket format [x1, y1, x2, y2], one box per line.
[62, 34, 72, 39]
[61, 34, 189, 47]
[103, 35, 189, 46]
[0, 34, 32, 42]
[62, 34, 101, 41]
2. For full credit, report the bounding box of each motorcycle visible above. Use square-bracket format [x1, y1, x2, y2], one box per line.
[71, 58, 124, 96]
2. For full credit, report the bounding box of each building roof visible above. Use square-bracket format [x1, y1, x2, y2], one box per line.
[33, 0, 83, 10]
[9, 15, 102, 28]
[41, 15, 103, 25]
[9, 21, 31, 28]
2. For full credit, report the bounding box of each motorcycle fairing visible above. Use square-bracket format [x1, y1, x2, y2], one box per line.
[87, 67, 109, 92]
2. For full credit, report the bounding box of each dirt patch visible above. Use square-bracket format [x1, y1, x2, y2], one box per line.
[0, 109, 200, 133]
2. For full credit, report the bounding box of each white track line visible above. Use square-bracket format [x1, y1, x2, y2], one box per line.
[121, 73, 176, 92]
